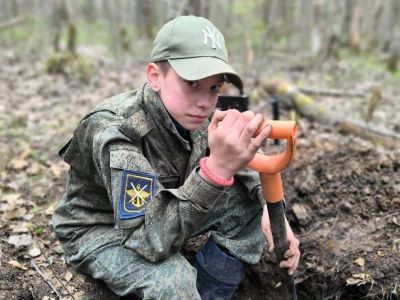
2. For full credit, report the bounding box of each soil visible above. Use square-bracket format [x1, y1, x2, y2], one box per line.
[0, 56, 399, 300]
[233, 124, 400, 300]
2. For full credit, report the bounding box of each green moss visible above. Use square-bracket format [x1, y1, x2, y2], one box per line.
[295, 94, 314, 108]
[45, 51, 95, 82]
[33, 226, 45, 236]
[393, 70, 400, 79]
[10, 115, 27, 129]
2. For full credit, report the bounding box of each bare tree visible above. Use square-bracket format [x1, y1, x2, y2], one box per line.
[103, 0, 122, 64]
[376, 0, 395, 51]
[51, 0, 70, 52]
[348, 0, 361, 52]
[135, 0, 156, 39]
[290, 0, 312, 55]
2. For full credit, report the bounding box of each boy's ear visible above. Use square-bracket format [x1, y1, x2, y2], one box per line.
[146, 63, 161, 92]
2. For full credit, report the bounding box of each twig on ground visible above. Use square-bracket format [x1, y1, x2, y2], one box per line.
[34, 222, 76, 300]
[298, 220, 326, 237]
[324, 214, 339, 240]
[31, 259, 61, 299]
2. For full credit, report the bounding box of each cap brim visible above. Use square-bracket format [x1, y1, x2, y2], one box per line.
[168, 57, 243, 91]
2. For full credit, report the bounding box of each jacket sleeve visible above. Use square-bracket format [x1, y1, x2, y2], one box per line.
[234, 168, 265, 205]
[92, 125, 230, 262]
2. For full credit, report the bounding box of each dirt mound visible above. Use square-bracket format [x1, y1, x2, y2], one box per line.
[234, 123, 400, 299]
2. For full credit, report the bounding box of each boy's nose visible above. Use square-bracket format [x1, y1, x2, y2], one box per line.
[196, 93, 215, 108]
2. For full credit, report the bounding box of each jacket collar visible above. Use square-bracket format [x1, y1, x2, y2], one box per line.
[119, 83, 209, 150]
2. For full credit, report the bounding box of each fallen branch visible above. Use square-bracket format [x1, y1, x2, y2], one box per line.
[297, 86, 366, 98]
[254, 78, 400, 148]
[298, 86, 394, 104]
[31, 260, 61, 298]
[0, 15, 28, 32]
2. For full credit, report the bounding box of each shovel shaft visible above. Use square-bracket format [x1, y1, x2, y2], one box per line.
[267, 200, 297, 300]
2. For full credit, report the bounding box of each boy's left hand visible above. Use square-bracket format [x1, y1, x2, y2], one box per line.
[261, 204, 300, 276]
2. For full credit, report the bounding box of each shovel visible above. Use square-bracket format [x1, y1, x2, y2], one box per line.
[248, 120, 298, 300]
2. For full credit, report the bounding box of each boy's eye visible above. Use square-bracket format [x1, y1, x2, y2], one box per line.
[211, 84, 222, 93]
[185, 80, 199, 88]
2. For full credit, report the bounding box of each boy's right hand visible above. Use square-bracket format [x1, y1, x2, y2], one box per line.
[205, 109, 271, 180]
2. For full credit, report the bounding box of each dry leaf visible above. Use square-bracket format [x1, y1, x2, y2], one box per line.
[44, 202, 56, 215]
[3, 193, 22, 205]
[377, 250, 385, 257]
[292, 203, 311, 226]
[8, 259, 28, 270]
[9, 159, 29, 170]
[31, 186, 46, 199]
[73, 291, 86, 299]
[9, 222, 30, 233]
[391, 216, 400, 227]
[3, 207, 28, 220]
[7, 234, 33, 248]
[19, 147, 32, 160]
[354, 257, 365, 267]
[64, 271, 73, 282]
[26, 161, 42, 175]
[22, 213, 35, 221]
[28, 246, 42, 257]
[346, 273, 373, 286]
[49, 161, 69, 178]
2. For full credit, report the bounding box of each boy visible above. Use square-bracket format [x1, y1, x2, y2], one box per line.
[53, 15, 300, 299]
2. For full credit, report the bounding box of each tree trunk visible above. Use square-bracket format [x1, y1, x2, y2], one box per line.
[103, 1, 122, 64]
[135, 0, 155, 40]
[67, 23, 77, 54]
[290, 0, 312, 55]
[348, 0, 361, 52]
[51, 0, 69, 53]
[339, 0, 353, 47]
[376, 0, 395, 52]
[183, 0, 201, 15]
[387, 36, 400, 72]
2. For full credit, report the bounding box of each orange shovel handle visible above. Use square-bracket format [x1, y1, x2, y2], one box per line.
[247, 120, 297, 203]
[247, 120, 297, 174]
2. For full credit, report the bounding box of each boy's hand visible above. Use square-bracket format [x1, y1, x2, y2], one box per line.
[262, 205, 301, 276]
[206, 109, 271, 179]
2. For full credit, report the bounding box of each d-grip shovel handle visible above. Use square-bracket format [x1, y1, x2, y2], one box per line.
[248, 120, 298, 300]
[247, 120, 297, 203]
[247, 120, 296, 174]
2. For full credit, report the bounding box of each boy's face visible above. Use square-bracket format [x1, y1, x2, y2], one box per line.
[155, 65, 225, 131]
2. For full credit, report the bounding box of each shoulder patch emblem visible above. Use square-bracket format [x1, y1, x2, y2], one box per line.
[119, 170, 156, 219]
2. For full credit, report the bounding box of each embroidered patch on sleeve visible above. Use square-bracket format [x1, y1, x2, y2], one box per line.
[118, 170, 156, 220]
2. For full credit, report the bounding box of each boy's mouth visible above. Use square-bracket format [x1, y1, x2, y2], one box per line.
[189, 114, 208, 121]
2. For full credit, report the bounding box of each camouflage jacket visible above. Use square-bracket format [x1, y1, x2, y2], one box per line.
[53, 84, 263, 262]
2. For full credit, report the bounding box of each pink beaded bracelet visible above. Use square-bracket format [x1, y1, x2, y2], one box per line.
[199, 157, 234, 187]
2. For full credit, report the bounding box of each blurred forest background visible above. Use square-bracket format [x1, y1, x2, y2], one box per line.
[1, 1, 399, 300]
[2, 0, 400, 76]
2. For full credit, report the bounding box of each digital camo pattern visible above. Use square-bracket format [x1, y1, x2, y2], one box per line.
[52, 83, 265, 297]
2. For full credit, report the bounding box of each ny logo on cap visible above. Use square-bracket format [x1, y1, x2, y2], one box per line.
[202, 25, 222, 50]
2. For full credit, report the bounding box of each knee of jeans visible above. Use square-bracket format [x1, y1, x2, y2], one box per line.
[145, 259, 200, 299]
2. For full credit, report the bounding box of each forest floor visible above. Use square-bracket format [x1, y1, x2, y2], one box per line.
[0, 51, 399, 300]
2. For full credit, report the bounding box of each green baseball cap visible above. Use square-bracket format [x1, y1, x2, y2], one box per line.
[150, 15, 243, 91]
